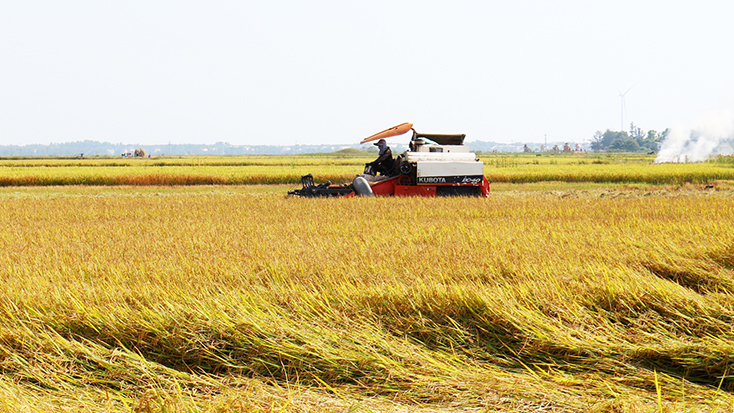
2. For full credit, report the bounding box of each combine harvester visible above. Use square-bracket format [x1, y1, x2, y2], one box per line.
[288, 123, 490, 197]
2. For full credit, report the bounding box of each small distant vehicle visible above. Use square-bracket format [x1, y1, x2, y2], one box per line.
[288, 123, 490, 197]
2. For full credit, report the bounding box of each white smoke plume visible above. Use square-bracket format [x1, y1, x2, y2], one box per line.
[654, 110, 734, 163]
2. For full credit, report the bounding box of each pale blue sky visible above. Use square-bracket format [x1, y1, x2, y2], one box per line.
[1, 1, 732, 146]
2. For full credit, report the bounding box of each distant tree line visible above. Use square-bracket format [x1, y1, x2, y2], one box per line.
[0, 140, 554, 156]
[591, 123, 669, 152]
[0, 141, 379, 157]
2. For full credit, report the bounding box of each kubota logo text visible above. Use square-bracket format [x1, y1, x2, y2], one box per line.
[418, 177, 447, 183]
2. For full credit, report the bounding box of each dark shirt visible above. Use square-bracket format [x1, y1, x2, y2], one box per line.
[371, 147, 393, 175]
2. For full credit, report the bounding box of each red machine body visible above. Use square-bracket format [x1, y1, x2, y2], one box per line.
[364, 175, 490, 197]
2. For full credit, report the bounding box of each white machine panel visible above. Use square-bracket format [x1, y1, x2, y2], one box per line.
[416, 161, 484, 185]
[406, 152, 477, 162]
[413, 144, 471, 153]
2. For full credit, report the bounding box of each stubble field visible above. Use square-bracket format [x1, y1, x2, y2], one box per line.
[1, 153, 734, 412]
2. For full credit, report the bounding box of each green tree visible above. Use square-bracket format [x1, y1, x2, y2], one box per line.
[591, 130, 630, 151]
[592, 126, 669, 152]
[638, 128, 669, 152]
[608, 136, 641, 152]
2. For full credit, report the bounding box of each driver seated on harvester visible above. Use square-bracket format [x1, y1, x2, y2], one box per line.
[366, 139, 394, 176]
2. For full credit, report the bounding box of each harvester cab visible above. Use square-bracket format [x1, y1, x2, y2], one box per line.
[288, 123, 490, 197]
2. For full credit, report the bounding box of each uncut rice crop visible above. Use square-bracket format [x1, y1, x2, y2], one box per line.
[1, 187, 733, 412]
[484, 160, 734, 185]
[0, 164, 358, 186]
[2, 153, 734, 187]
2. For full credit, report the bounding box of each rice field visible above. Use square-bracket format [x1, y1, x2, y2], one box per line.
[1, 153, 733, 187]
[1, 154, 734, 412]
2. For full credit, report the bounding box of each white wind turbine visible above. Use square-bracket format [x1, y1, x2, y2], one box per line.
[619, 85, 634, 132]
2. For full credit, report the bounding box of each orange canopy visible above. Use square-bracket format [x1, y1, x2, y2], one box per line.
[360, 122, 413, 144]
